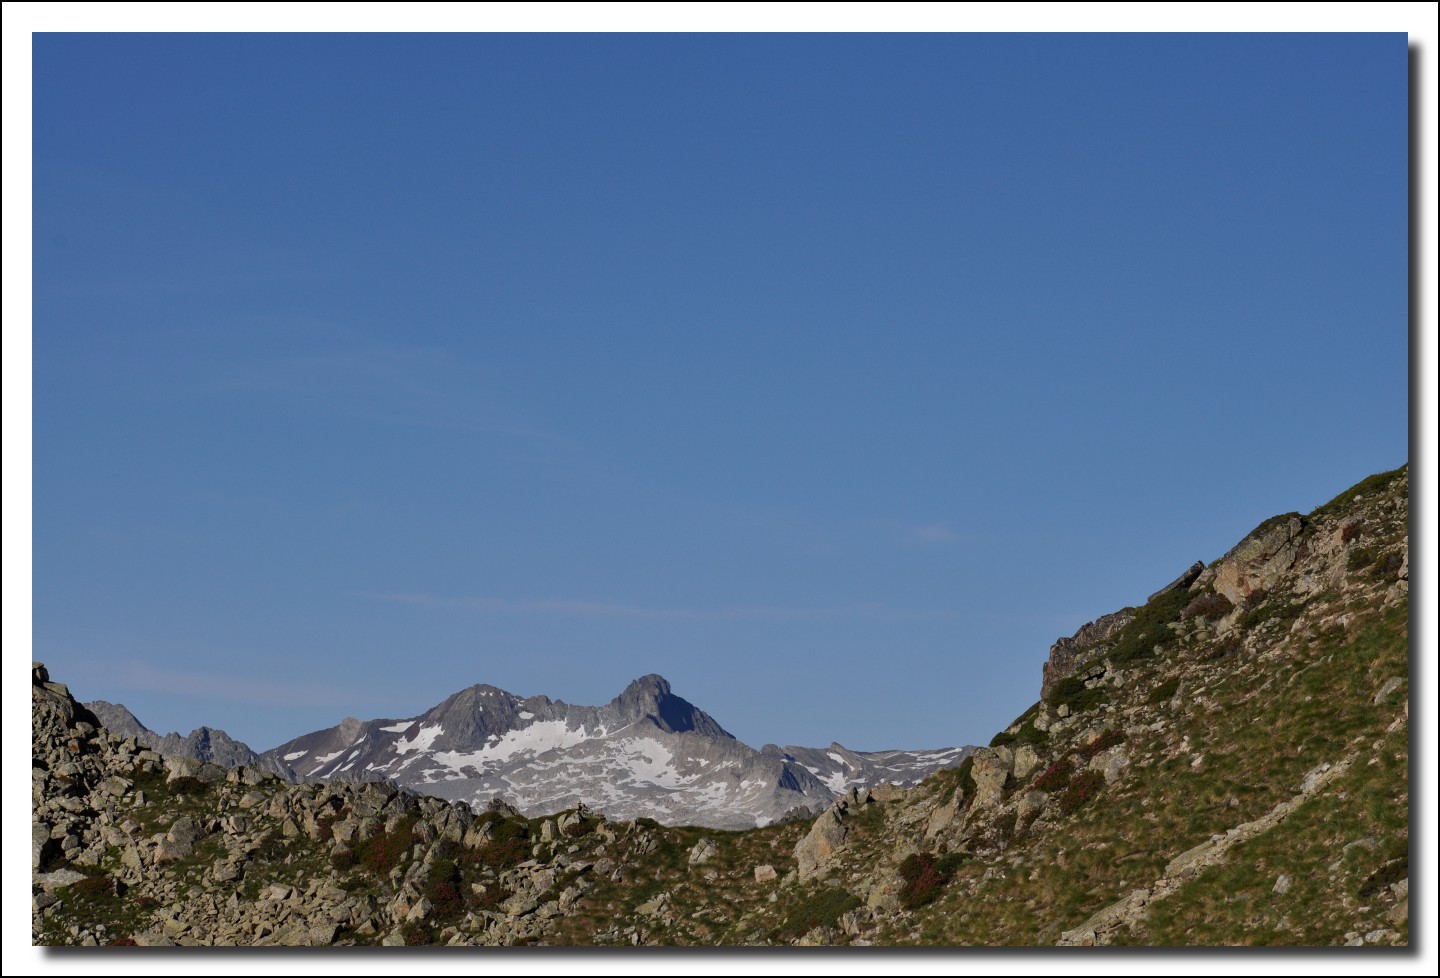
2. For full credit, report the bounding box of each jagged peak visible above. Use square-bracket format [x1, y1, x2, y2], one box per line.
[619, 673, 672, 698]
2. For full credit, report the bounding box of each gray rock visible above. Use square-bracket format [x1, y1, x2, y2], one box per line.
[1372, 677, 1405, 705]
[969, 748, 1011, 810]
[687, 837, 718, 865]
[795, 806, 848, 880]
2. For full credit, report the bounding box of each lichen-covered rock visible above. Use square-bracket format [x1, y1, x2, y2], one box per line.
[968, 748, 1012, 811]
[795, 805, 849, 880]
[1213, 516, 1303, 605]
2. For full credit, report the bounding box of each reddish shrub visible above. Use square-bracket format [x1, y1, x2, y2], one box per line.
[1058, 770, 1106, 815]
[1182, 592, 1234, 621]
[1032, 759, 1074, 793]
[898, 852, 947, 909]
[1079, 729, 1126, 763]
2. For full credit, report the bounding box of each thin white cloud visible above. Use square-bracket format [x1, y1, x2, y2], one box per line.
[908, 522, 957, 545]
[217, 344, 563, 442]
[362, 592, 953, 623]
[107, 660, 369, 709]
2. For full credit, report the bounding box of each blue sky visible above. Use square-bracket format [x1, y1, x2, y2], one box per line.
[20, 30, 1416, 757]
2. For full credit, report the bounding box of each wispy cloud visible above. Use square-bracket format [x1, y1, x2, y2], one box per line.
[907, 522, 957, 545]
[362, 593, 954, 623]
[106, 660, 369, 709]
[217, 344, 563, 442]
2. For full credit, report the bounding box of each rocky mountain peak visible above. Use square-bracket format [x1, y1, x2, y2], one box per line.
[610, 673, 730, 738]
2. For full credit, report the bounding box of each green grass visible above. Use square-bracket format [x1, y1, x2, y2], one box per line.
[1310, 465, 1407, 521]
[775, 887, 861, 939]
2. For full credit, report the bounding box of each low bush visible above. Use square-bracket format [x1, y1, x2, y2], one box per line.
[1032, 759, 1074, 793]
[1357, 860, 1408, 901]
[1311, 465, 1407, 520]
[1108, 585, 1194, 664]
[777, 887, 861, 937]
[401, 920, 432, 945]
[1058, 770, 1106, 816]
[1182, 592, 1233, 621]
[1239, 598, 1303, 632]
[1147, 676, 1181, 705]
[1079, 729, 1126, 762]
[1348, 547, 1379, 572]
[1047, 675, 1108, 713]
[991, 721, 1047, 749]
[168, 776, 209, 797]
[355, 816, 417, 877]
[898, 852, 949, 909]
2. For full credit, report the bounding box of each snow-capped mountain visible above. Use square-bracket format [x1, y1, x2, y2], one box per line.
[761, 741, 973, 795]
[260, 674, 971, 829]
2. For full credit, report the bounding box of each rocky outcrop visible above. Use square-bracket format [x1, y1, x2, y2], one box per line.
[1212, 515, 1304, 604]
[1041, 559, 1203, 699]
[795, 787, 872, 880]
[85, 700, 296, 781]
[1040, 608, 1132, 700]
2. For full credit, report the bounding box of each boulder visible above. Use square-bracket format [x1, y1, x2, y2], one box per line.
[795, 806, 848, 880]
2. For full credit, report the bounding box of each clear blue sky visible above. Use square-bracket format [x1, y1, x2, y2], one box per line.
[27, 31, 1411, 754]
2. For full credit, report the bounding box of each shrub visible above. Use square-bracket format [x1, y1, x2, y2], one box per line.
[1047, 676, 1108, 714]
[1239, 598, 1303, 632]
[1032, 759, 1074, 793]
[1079, 729, 1126, 762]
[1182, 592, 1233, 621]
[1058, 770, 1106, 816]
[428, 879, 465, 919]
[1147, 676, 1181, 705]
[475, 811, 530, 843]
[470, 882, 511, 909]
[1242, 511, 1302, 543]
[777, 887, 861, 937]
[1108, 585, 1195, 664]
[1348, 547, 1379, 572]
[991, 721, 1047, 749]
[71, 875, 117, 900]
[563, 818, 596, 838]
[169, 776, 208, 797]
[898, 852, 948, 909]
[1358, 854, 1408, 900]
[401, 920, 432, 945]
[469, 837, 529, 870]
[950, 755, 977, 806]
[1311, 466, 1407, 520]
[356, 816, 417, 876]
[1201, 636, 1241, 661]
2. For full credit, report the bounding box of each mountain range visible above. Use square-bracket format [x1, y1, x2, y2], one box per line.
[88, 674, 971, 830]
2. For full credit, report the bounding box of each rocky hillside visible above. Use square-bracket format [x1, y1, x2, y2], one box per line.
[257, 674, 968, 830]
[32, 464, 1410, 946]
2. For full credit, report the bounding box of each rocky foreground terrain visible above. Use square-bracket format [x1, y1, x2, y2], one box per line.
[32, 465, 1409, 946]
